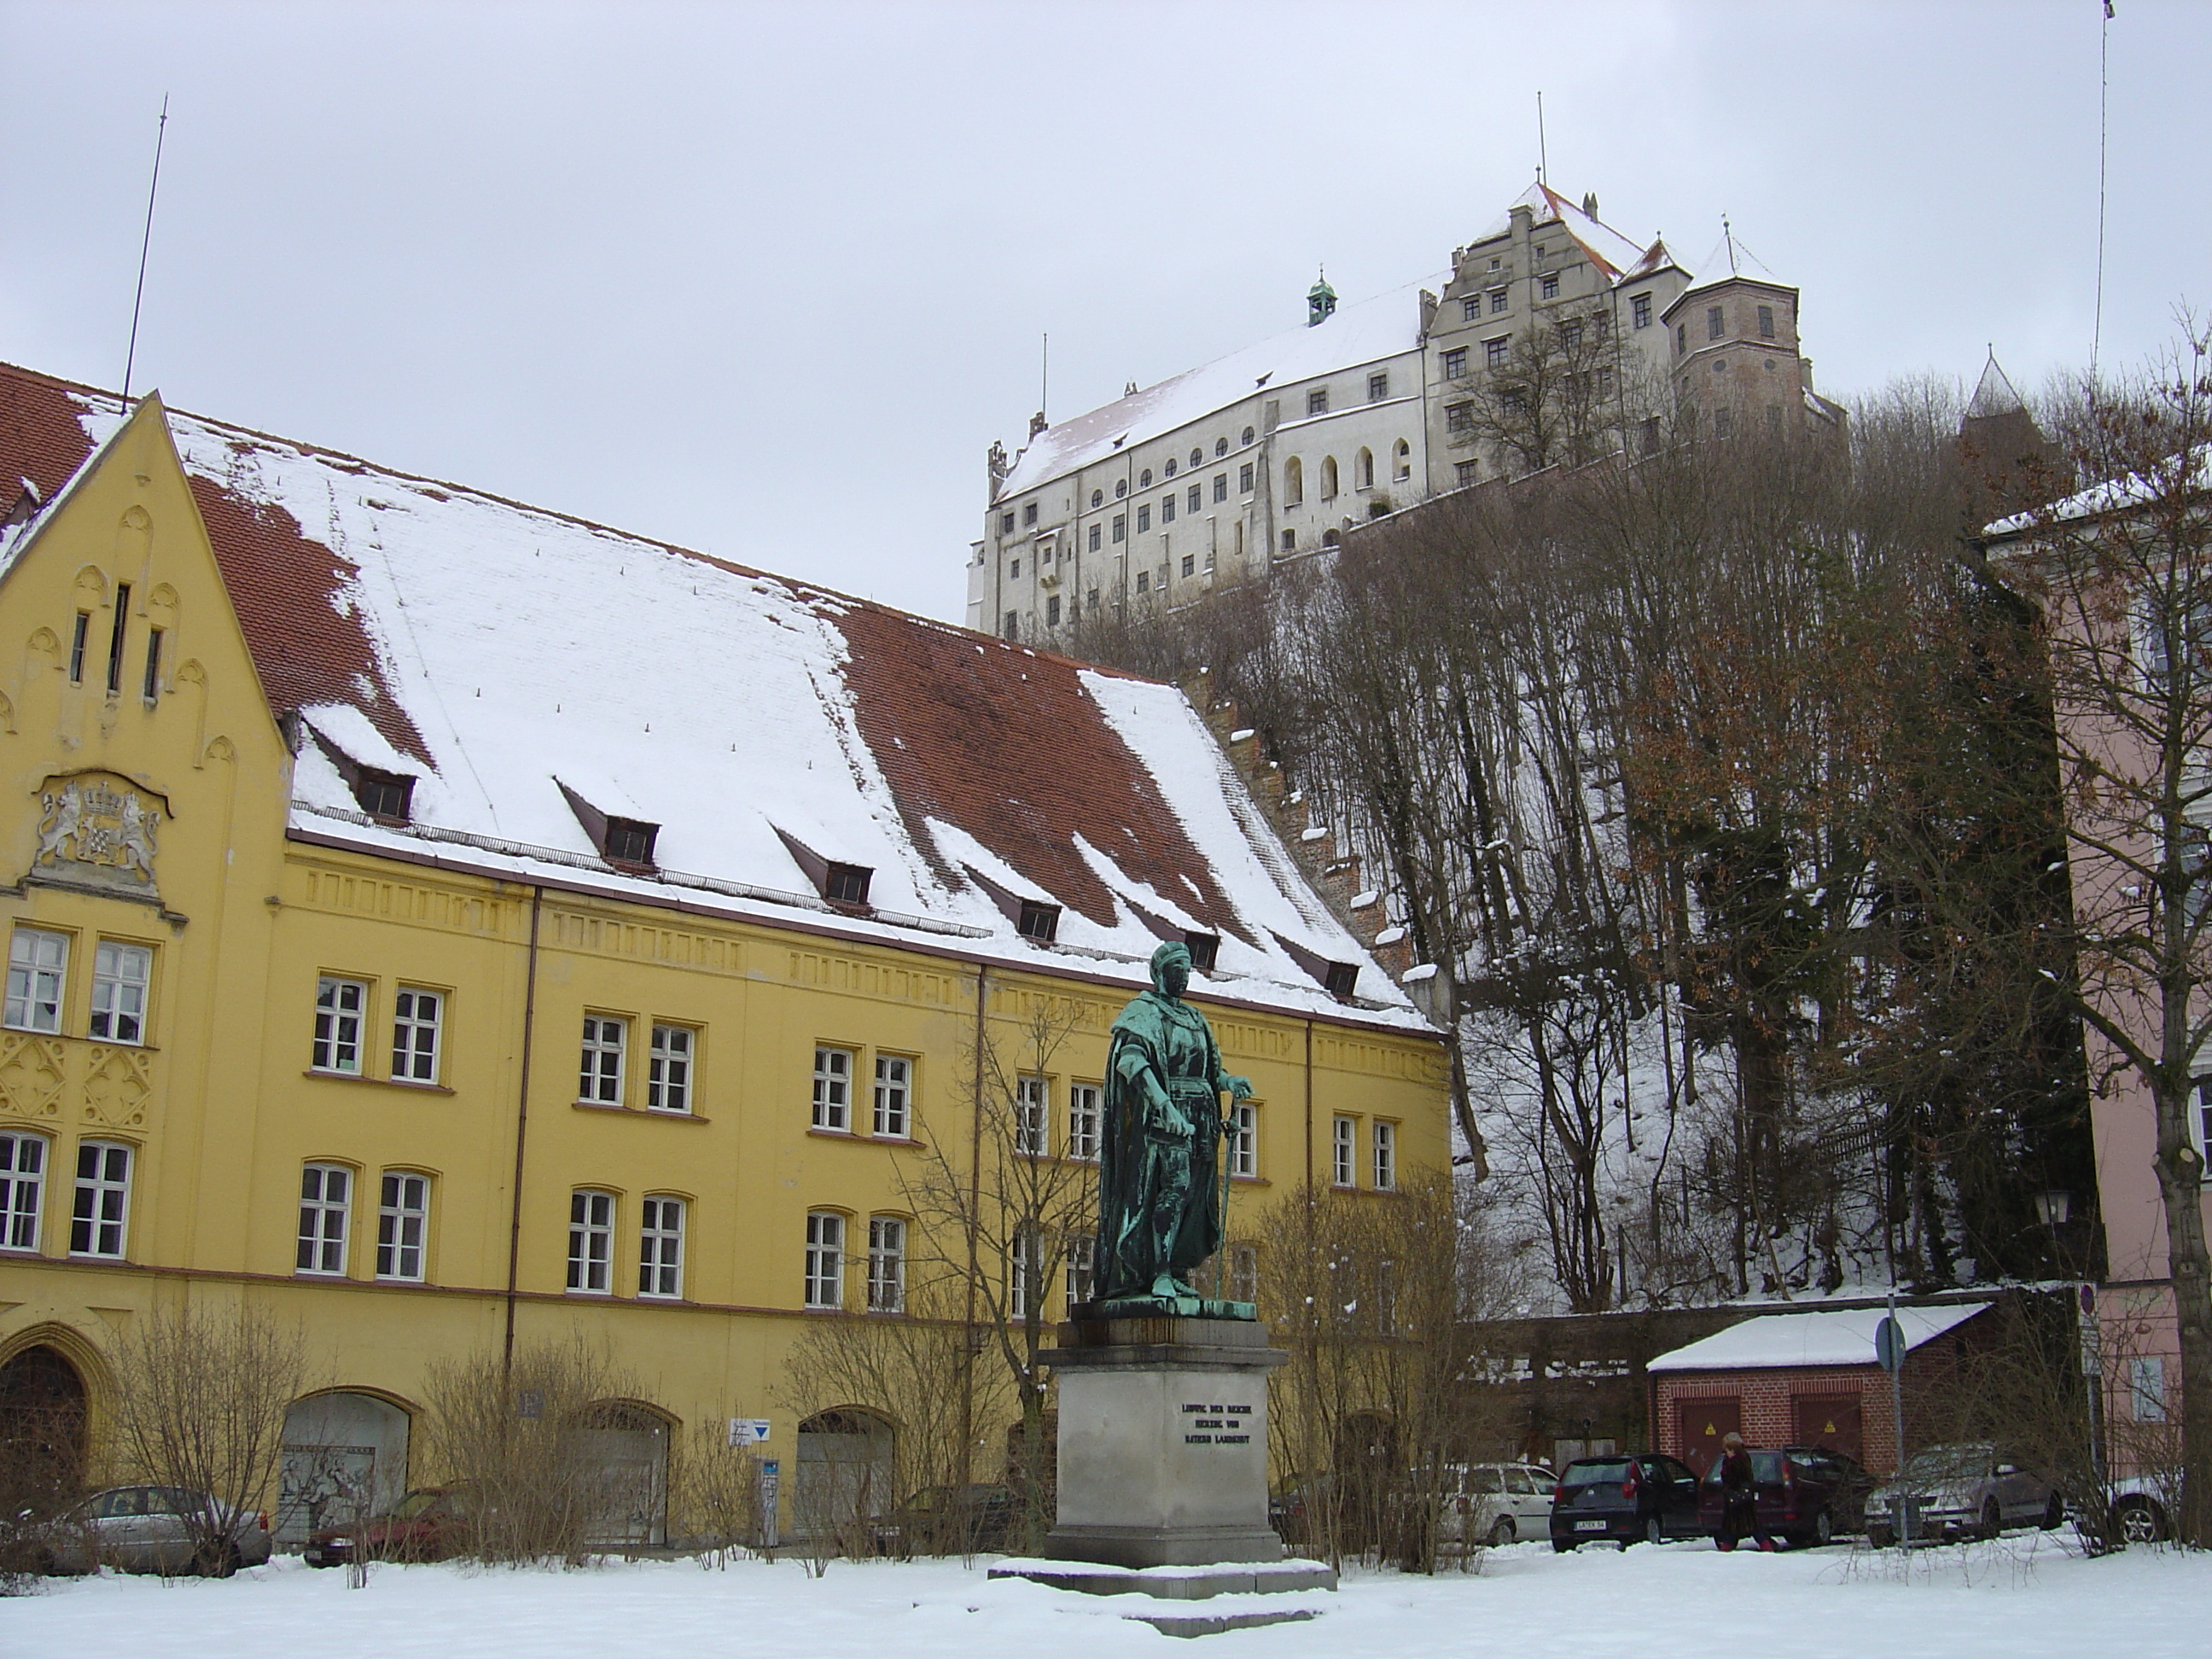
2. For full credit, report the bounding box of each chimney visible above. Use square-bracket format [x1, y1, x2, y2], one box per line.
[1028, 410, 1048, 439]
[1582, 191, 1599, 218]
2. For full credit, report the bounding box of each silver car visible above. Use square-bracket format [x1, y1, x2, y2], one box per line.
[40, 1485, 274, 1576]
[1441, 1463, 1559, 1547]
[1866, 1444, 2063, 1543]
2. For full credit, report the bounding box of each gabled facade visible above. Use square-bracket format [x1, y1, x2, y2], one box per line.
[0, 363, 1449, 1540]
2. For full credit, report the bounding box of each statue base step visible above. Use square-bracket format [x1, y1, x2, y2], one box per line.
[1073, 1295, 1257, 1322]
[988, 1556, 1337, 1637]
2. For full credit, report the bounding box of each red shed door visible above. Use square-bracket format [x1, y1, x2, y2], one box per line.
[1792, 1395, 1863, 1463]
[1675, 1397, 1740, 1479]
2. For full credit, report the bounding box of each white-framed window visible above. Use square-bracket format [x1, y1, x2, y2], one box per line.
[89, 941, 150, 1044]
[648, 1025, 693, 1114]
[2194, 1075, 2212, 1163]
[873, 1055, 911, 1138]
[1229, 1101, 1257, 1179]
[297, 1163, 352, 1275]
[2129, 1355, 2168, 1423]
[1228, 1242, 1259, 1305]
[1065, 1231, 1095, 1307]
[0, 1130, 47, 1251]
[312, 976, 366, 1074]
[812, 1046, 853, 1131]
[1068, 1084, 1101, 1162]
[6, 928, 69, 1033]
[1332, 1116, 1356, 1188]
[568, 1189, 614, 1293]
[1372, 1121, 1397, 1191]
[867, 1214, 905, 1312]
[377, 1171, 428, 1282]
[804, 1211, 845, 1308]
[391, 987, 442, 1083]
[1016, 1075, 1050, 1156]
[638, 1196, 685, 1298]
[579, 1016, 626, 1104]
[1010, 1224, 1045, 1321]
[70, 1140, 131, 1258]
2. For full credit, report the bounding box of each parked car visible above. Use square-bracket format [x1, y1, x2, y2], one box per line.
[870, 1483, 1016, 1556]
[1696, 1445, 1872, 1548]
[305, 1485, 472, 1568]
[38, 1484, 272, 1576]
[1549, 1454, 1703, 1551]
[2104, 1476, 2174, 1545]
[1441, 1464, 1558, 1547]
[1866, 1443, 2063, 1544]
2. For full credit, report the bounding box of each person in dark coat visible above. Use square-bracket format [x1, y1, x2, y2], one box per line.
[1715, 1432, 1774, 1551]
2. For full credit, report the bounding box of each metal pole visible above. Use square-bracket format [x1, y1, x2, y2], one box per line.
[1889, 1288, 1906, 1545]
[122, 96, 170, 401]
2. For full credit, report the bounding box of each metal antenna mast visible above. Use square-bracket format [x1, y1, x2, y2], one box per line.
[2093, 0, 2114, 379]
[122, 95, 170, 403]
[1041, 333, 1049, 419]
[1536, 90, 1548, 185]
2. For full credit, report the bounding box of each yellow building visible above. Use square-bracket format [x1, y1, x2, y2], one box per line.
[0, 361, 1448, 1543]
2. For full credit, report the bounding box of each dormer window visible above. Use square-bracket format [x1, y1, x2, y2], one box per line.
[1323, 962, 1359, 999]
[353, 770, 414, 824]
[1184, 932, 1220, 974]
[826, 864, 872, 905]
[1018, 899, 1061, 943]
[558, 781, 660, 872]
[1273, 931, 1359, 1001]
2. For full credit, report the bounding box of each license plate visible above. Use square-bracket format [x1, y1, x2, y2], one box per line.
[1574, 1519, 1608, 1532]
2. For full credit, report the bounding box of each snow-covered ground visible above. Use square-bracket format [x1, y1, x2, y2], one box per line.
[7, 1534, 2203, 1657]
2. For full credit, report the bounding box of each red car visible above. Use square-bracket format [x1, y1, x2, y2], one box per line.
[1697, 1446, 1871, 1548]
[305, 1486, 471, 1567]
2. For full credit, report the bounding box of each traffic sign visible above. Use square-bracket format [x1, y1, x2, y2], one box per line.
[728, 1417, 772, 1447]
[1874, 1315, 1906, 1373]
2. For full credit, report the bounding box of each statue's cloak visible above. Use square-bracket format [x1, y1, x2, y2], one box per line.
[1097, 987, 1226, 1301]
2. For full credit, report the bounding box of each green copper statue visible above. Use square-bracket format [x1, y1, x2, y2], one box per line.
[1091, 940, 1258, 1318]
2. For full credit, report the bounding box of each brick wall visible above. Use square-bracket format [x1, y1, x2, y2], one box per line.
[1655, 1366, 1899, 1474]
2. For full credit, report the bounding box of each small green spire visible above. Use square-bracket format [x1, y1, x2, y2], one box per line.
[1307, 265, 1337, 327]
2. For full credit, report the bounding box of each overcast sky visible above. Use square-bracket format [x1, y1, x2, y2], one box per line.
[3, 1, 2204, 624]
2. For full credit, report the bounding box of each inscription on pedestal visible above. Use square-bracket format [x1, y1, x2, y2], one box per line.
[1179, 1401, 1254, 1445]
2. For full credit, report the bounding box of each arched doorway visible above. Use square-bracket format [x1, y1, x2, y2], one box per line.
[580, 1400, 670, 1548]
[795, 1408, 894, 1550]
[277, 1391, 411, 1548]
[0, 1345, 88, 1512]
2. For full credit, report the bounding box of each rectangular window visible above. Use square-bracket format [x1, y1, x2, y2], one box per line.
[142, 629, 163, 701]
[1372, 1121, 1397, 1190]
[68, 613, 89, 683]
[1445, 401, 1474, 433]
[0, 1131, 46, 1251]
[297, 1164, 352, 1276]
[1212, 474, 1227, 504]
[312, 976, 365, 1074]
[1441, 346, 1468, 380]
[1306, 388, 1328, 416]
[568, 1190, 614, 1293]
[2130, 1355, 2168, 1422]
[1490, 289, 1508, 314]
[1632, 293, 1652, 329]
[2195, 1077, 2212, 1160]
[873, 1055, 911, 1138]
[1281, 528, 1295, 553]
[1010, 1223, 1045, 1321]
[390, 987, 442, 1083]
[1239, 463, 1254, 493]
[1137, 504, 1151, 533]
[804, 1211, 844, 1308]
[1332, 1116, 1356, 1188]
[1540, 273, 1559, 300]
[1485, 337, 1509, 369]
[1707, 306, 1724, 340]
[1160, 495, 1174, 524]
[813, 1045, 853, 1130]
[6, 928, 68, 1034]
[867, 1215, 905, 1312]
[1003, 610, 1018, 640]
[71, 1141, 131, 1258]
[1368, 371, 1389, 400]
[377, 1172, 428, 1281]
[1112, 514, 1126, 543]
[1066, 1232, 1095, 1307]
[86, 940, 150, 1045]
[1135, 570, 1150, 593]
[1022, 502, 1038, 526]
[1757, 305, 1775, 339]
[1068, 1083, 1101, 1161]
[1640, 415, 1662, 454]
[106, 583, 131, 696]
[579, 1015, 626, 1104]
[1459, 298, 1480, 321]
[1228, 1243, 1259, 1305]
[1455, 460, 1480, 487]
[999, 512, 1015, 535]
[1179, 554, 1194, 578]
[1677, 322, 1687, 353]
[1087, 522, 1101, 551]
[1016, 1075, 1049, 1156]
[1714, 406, 1734, 439]
[648, 1025, 692, 1114]
[1187, 485, 1202, 514]
[638, 1196, 685, 1298]
[1230, 1102, 1257, 1178]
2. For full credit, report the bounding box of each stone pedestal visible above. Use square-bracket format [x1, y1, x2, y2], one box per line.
[1040, 1313, 1288, 1569]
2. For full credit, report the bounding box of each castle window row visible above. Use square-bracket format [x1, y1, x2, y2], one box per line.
[7, 926, 154, 1045]
[0, 1129, 136, 1260]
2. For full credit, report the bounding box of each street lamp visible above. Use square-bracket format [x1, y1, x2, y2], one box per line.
[2034, 1190, 2071, 1227]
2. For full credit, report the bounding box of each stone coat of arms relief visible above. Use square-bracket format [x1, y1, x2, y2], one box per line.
[32, 772, 166, 899]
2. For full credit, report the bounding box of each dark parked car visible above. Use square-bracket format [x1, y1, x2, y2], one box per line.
[1550, 1454, 1702, 1551]
[305, 1486, 472, 1568]
[1697, 1446, 1872, 1548]
[870, 1483, 1016, 1556]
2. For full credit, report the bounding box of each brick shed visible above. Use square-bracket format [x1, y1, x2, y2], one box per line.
[1646, 1302, 1994, 1479]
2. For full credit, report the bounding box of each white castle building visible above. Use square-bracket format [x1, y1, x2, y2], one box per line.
[969, 180, 1841, 643]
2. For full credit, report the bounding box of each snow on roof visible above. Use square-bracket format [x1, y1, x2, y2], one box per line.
[0, 361, 1427, 1031]
[1983, 443, 2212, 541]
[1469, 180, 1654, 282]
[994, 276, 1447, 501]
[1644, 1302, 1992, 1373]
